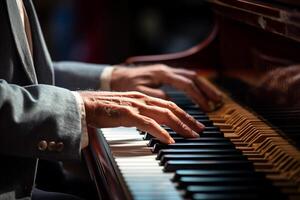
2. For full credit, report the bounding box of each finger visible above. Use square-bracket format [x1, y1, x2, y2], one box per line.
[136, 86, 169, 100]
[195, 76, 223, 103]
[144, 97, 205, 133]
[172, 68, 197, 79]
[161, 73, 211, 111]
[139, 105, 199, 138]
[102, 96, 203, 136]
[128, 113, 175, 144]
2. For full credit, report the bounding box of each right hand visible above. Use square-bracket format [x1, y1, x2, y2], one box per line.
[111, 64, 223, 112]
[79, 91, 205, 144]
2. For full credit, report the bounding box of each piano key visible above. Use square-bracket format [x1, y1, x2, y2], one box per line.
[185, 185, 260, 195]
[164, 126, 219, 132]
[95, 82, 293, 200]
[178, 177, 263, 187]
[204, 126, 220, 131]
[167, 131, 224, 138]
[195, 119, 214, 126]
[160, 154, 247, 165]
[182, 109, 205, 115]
[179, 105, 200, 110]
[152, 142, 235, 153]
[190, 115, 210, 120]
[101, 128, 183, 199]
[144, 130, 223, 140]
[185, 185, 278, 198]
[157, 149, 241, 160]
[173, 170, 262, 181]
[164, 160, 254, 172]
[148, 137, 230, 147]
[192, 193, 258, 200]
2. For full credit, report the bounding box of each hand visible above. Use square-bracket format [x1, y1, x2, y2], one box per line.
[111, 64, 223, 111]
[79, 91, 204, 144]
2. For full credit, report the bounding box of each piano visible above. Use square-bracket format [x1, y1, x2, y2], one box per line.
[83, 0, 300, 199]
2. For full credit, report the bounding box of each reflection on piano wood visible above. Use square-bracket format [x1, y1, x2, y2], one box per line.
[84, 0, 300, 199]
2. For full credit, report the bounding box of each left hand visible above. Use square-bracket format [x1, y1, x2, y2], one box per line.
[111, 64, 223, 111]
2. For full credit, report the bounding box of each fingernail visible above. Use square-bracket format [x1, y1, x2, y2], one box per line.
[196, 121, 205, 130]
[169, 138, 175, 144]
[192, 131, 199, 137]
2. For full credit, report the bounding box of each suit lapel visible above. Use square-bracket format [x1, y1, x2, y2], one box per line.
[5, 0, 38, 84]
[23, 0, 54, 85]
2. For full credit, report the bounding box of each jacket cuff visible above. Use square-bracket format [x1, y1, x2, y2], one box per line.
[71, 91, 89, 150]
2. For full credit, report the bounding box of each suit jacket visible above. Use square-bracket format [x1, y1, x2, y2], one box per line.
[0, 0, 108, 199]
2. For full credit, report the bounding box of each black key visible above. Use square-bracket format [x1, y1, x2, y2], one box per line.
[166, 129, 223, 136]
[180, 105, 199, 110]
[143, 131, 223, 140]
[186, 185, 259, 196]
[174, 101, 195, 107]
[162, 131, 223, 138]
[173, 170, 262, 181]
[164, 160, 254, 172]
[185, 109, 205, 115]
[143, 130, 222, 140]
[200, 131, 223, 137]
[160, 154, 247, 165]
[185, 185, 278, 198]
[192, 193, 258, 200]
[196, 119, 214, 126]
[178, 177, 261, 187]
[191, 115, 210, 120]
[152, 142, 234, 153]
[143, 133, 151, 140]
[204, 127, 220, 131]
[148, 137, 229, 147]
[157, 149, 241, 160]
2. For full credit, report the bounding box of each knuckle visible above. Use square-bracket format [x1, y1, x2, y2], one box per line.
[129, 91, 146, 98]
[167, 101, 178, 110]
[119, 106, 138, 116]
[157, 64, 168, 70]
[183, 80, 194, 90]
[119, 106, 132, 115]
[143, 117, 156, 127]
[187, 80, 194, 87]
[156, 64, 169, 73]
[162, 108, 171, 116]
[162, 109, 175, 121]
[180, 121, 190, 132]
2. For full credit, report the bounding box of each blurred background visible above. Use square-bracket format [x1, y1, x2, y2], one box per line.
[33, 0, 213, 65]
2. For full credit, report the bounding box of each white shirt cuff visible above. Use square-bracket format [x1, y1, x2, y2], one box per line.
[71, 91, 89, 150]
[99, 67, 115, 91]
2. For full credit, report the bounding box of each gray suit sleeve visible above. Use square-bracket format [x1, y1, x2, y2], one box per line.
[0, 80, 82, 161]
[53, 61, 109, 90]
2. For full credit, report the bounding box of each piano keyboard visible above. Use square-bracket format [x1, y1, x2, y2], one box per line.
[86, 90, 300, 200]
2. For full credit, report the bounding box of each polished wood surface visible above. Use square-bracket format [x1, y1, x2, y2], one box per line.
[126, 0, 300, 76]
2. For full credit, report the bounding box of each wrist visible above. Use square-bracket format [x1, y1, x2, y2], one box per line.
[110, 66, 127, 91]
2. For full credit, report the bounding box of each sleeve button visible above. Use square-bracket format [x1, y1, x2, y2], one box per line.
[56, 142, 64, 152]
[48, 141, 56, 151]
[38, 140, 47, 151]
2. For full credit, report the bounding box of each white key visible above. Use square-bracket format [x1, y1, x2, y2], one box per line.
[101, 127, 182, 200]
